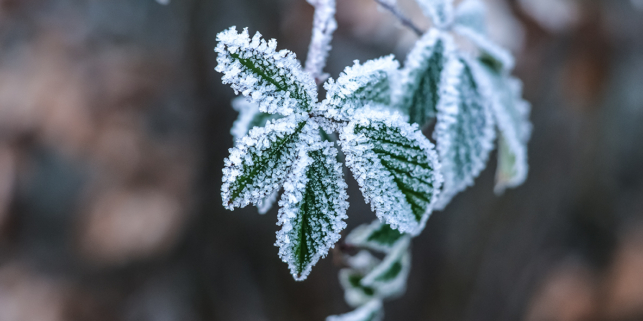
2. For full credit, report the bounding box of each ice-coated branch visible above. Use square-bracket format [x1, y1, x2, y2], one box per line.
[305, 0, 338, 84]
[374, 0, 423, 36]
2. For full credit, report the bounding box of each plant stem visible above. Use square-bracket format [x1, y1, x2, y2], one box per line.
[374, 0, 424, 36]
[305, 0, 337, 85]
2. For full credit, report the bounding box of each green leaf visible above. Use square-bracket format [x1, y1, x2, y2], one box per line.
[339, 268, 378, 307]
[476, 61, 531, 194]
[321, 55, 399, 123]
[397, 30, 452, 128]
[276, 140, 349, 280]
[215, 27, 318, 116]
[340, 108, 443, 235]
[326, 300, 383, 321]
[230, 98, 285, 214]
[360, 236, 411, 298]
[346, 220, 404, 253]
[433, 56, 495, 210]
[221, 114, 311, 210]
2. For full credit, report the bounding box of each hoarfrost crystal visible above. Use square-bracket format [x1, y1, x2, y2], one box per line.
[340, 108, 442, 235]
[215, 27, 318, 116]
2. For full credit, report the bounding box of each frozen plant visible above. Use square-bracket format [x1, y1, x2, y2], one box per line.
[215, 0, 531, 319]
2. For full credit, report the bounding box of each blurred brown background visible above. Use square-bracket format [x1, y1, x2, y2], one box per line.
[0, 0, 642, 320]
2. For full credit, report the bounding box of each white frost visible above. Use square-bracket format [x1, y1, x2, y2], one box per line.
[322, 55, 400, 123]
[215, 27, 318, 116]
[340, 107, 442, 235]
[474, 62, 531, 194]
[221, 114, 310, 210]
[275, 126, 349, 280]
[433, 54, 495, 210]
[305, 0, 337, 83]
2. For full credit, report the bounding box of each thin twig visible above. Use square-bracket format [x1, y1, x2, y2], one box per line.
[305, 0, 337, 85]
[374, 0, 424, 36]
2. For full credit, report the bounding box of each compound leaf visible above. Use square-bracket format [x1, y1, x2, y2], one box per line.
[340, 108, 443, 235]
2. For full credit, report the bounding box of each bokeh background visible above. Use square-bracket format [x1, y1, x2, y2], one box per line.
[0, 0, 642, 320]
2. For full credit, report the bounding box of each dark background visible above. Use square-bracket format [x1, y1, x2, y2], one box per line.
[0, 0, 642, 320]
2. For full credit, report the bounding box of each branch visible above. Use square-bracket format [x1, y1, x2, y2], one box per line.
[305, 0, 337, 85]
[374, 0, 424, 36]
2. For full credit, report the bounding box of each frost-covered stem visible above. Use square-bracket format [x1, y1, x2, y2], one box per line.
[305, 0, 337, 85]
[374, 0, 423, 36]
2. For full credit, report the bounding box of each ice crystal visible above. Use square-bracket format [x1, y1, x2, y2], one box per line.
[340, 108, 442, 235]
[305, 0, 337, 83]
[276, 137, 349, 280]
[215, 27, 318, 116]
[321, 56, 399, 122]
[433, 55, 495, 210]
[221, 114, 311, 210]
[230, 97, 282, 143]
[257, 188, 279, 214]
[326, 299, 383, 321]
[395, 29, 455, 127]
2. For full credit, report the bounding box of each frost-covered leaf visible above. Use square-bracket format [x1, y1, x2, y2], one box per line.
[454, 0, 486, 33]
[326, 300, 383, 321]
[221, 114, 312, 210]
[453, 24, 514, 72]
[415, 0, 454, 28]
[360, 236, 411, 298]
[452, 0, 514, 72]
[230, 97, 284, 214]
[396, 30, 454, 128]
[476, 61, 531, 194]
[339, 237, 411, 307]
[346, 220, 404, 253]
[433, 56, 495, 210]
[340, 108, 443, 235]
[339, 268, 378, 307]
[215, 27, 317, 116]
[230, 97, 283, 142]
[276, 138, 349, 280]
[321, 56, 399, 122]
